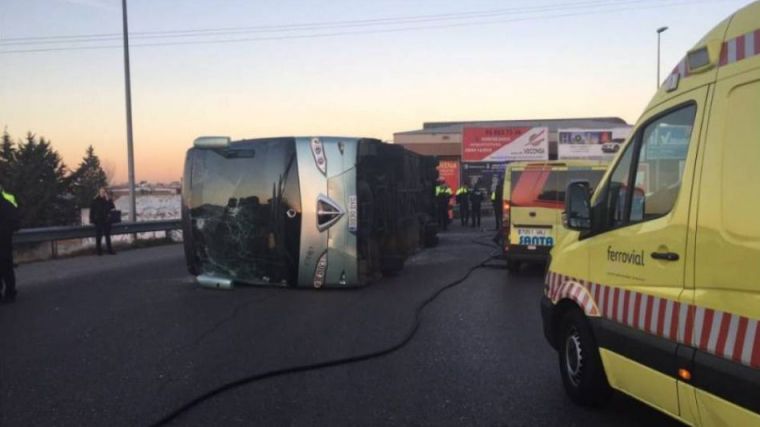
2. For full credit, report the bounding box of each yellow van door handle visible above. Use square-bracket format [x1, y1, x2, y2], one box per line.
[651, 252, 679, 261]
[529, 211, 536, 217]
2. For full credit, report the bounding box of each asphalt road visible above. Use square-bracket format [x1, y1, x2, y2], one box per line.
[0, 220, 682, 426]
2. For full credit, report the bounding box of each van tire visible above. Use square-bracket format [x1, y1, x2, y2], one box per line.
[558, 309, 611, 406]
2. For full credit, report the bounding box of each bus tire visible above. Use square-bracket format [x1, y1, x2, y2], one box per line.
[558, 308, 611, 406]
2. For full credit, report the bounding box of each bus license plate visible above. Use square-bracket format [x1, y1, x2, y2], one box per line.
[348, 195, 358, 232]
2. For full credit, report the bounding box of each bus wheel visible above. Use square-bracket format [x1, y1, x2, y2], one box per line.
[558, 309, 611, 406]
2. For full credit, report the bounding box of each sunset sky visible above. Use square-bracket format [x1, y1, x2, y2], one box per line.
[0, 0, 751, 183]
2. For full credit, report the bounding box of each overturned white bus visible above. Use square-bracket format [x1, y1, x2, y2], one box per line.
[182, 136, 439, 288]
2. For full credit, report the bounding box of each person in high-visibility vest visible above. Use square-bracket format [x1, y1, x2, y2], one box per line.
[1, 189, 17, 208]
[0, 185, 19, 303]
[434, 179, 452, 231]
[455, 184, 471, 227]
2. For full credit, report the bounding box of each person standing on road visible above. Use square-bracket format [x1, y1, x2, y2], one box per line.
[491, 180, 504, 231]
[434, 179, 452, 231]
[469, 188, 483, 228]
[455, 184, 471, 227]
[90, 187, 116, 256]
[0, 186, 20, 303]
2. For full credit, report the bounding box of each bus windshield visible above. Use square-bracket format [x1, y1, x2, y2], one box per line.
[187, 138, 301, 285]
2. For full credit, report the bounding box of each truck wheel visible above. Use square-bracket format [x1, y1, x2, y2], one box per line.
[506, 258, 521, 273]
[558, 309, 611, 406]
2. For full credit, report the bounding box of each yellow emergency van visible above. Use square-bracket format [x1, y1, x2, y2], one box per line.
[502, 160, 608, 272]
[541, 2, 760, 425]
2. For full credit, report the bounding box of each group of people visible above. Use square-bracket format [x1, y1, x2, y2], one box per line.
[435, 178, 503, 231]
[452, 183, 485, 228]
[0, 186, 118, 304]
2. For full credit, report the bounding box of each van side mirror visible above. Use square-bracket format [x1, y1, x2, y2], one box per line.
[564, 181, 592, 231]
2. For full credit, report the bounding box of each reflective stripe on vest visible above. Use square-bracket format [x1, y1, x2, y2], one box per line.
[2, 192, 17, 208]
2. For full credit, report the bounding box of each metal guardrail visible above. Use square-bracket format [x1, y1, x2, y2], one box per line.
[14, 219, 182, 244]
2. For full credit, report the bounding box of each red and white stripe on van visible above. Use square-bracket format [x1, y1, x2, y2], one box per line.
[545, 271, 760, 370]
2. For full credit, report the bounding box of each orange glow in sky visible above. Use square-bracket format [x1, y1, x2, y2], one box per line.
[1, 0, 751, 182]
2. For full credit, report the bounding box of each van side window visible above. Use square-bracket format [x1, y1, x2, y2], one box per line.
[634, 105, 696, 222]
[597, 104, 696, 231]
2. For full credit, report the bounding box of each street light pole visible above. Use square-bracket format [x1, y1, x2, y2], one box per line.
[657, 26, 669, 89]
[121, 0, 137, 223]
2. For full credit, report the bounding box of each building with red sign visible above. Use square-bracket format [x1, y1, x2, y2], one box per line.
[394, 117, 631, 191]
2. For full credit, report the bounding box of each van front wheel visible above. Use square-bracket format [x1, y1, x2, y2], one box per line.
[558, 309, 611, 406]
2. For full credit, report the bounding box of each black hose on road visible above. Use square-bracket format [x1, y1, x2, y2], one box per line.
[151, 251, 500, 426]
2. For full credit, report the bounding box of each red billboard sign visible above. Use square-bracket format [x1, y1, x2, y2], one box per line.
[437, 159, 460, 194]
[462, 127, 549, 162]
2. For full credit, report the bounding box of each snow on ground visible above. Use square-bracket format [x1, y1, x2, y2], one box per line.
[113, 193, 181, 221]
[55, 194, 183, 256]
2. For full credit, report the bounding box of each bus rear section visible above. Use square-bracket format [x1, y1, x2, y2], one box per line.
[503, 161, 606, 272]
[182, 136, 438, 288]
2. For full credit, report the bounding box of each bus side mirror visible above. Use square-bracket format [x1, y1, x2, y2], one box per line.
[564, 181, 591, 231]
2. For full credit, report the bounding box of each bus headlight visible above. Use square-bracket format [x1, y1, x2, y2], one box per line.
[310, 137, 327, 175]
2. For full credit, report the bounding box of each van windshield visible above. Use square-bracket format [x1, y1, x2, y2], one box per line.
[187, 139, 301, 285]
[510, 168, 605, 209]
